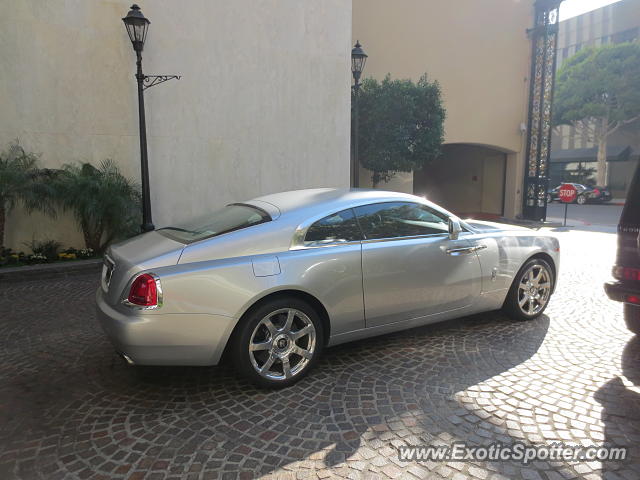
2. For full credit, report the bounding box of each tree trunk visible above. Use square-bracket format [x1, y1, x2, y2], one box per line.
[81, 225, 92, 251]
[596, 121, 608, 186]
[80, 220, 102, 252]
[0, 204, 5, 247]
[371, 172, 380, 188]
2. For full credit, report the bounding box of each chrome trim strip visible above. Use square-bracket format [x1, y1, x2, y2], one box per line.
[290, 240, 362, 250]
[290, 200, 463, 249]
[288, 199, 474, 251]
[291, 232, 474, 250]
[101, 254, 115, 292]
[361, 233, 453, 244]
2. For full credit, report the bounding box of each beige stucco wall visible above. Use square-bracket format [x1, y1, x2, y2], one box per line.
[353, 0, 534, 217]
[0, 0, 352, 250]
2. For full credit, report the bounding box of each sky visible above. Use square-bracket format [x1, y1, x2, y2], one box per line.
[559, 0, 624, 21]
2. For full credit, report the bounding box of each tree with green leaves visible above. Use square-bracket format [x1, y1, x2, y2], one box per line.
[553, 42, 640, 186]
[356, 74, 446, 186]
[53, 160, 141, 252]
[0, 142, 55, 246]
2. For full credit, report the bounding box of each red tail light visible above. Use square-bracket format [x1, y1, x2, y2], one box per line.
[127, 273, 159, 307]
[613, 266, 640, 282]
[593, 188, 600, 195]
[627, 295, 640, 305]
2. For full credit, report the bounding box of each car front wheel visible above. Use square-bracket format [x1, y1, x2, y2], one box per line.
[576, 194, 587, 205]
[503, 258, 554, 320]
[232, 297, 323, 388]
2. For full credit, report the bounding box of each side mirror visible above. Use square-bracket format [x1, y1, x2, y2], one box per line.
[448, 217, 462, 240]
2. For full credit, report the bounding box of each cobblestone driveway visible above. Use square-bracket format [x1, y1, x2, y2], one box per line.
[1, 230, 638, 480]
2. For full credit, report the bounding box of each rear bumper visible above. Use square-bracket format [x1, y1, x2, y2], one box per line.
[95, 288, 237, 366]
[604, 281, 640, 303]
[604, 282, 640, 333]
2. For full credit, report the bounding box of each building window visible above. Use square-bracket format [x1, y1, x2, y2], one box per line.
[612, 27, 639, 44]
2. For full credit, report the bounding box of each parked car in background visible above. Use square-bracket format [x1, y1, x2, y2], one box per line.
[547, 183, 612, 205]
[96, 189, 560, 387]
[605, 164, 640, 334]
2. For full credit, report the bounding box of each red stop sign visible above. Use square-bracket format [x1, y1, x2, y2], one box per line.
[558, 183, 577, 203]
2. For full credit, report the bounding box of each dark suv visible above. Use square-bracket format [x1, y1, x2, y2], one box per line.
[604, 164, 640, 333]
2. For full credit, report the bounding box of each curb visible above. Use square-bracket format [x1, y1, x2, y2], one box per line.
[0, 259, 102, 283]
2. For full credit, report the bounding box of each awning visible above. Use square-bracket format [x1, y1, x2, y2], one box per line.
[550, 145, 634, 164]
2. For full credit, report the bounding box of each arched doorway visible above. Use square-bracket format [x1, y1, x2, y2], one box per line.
[413, 144, 509, 218]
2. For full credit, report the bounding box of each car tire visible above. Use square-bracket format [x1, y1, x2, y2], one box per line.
[576, 194, 587, 205]
[503, 258, 555, 321]
[231, 297, 324, 388]
[624, 304, 640, 335]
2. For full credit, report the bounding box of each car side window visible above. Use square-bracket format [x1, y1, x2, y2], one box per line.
[354, 202, 449, 240]
[304, 208, 362, 245]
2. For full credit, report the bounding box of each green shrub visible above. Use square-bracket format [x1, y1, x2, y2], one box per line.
[24, 238, 61, 261]
[0, 142, 55, 245]
[52, 160, 141, 252]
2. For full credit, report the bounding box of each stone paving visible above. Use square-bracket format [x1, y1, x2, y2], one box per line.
[0, 230, 638, 480]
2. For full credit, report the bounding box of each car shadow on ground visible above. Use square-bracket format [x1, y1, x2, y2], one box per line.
[1, 302, 554, 478]
[596, 335, 640, 479]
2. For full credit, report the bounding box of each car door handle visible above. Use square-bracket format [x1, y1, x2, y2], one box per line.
[446, 246, 476, 256]
[446, 244, 487, 256]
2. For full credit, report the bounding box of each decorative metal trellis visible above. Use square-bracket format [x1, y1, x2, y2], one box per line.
[522, 0, 563, 221]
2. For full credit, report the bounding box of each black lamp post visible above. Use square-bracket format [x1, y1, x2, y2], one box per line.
[351, 41, 367, 188]
[122, 4, 179, 232]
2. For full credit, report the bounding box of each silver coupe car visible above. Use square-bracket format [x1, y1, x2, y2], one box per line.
[96, 188, 560, 387]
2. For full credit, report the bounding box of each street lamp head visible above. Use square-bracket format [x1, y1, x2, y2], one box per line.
[122, 4, 150, 52]
[351, 40, 368, 83]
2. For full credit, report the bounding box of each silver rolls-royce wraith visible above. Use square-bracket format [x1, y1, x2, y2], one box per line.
[96, 188, 560, 387]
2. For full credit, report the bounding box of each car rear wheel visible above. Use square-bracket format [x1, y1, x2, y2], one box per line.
[503, 258, 554, 320]
[231, 297, 323, 388]
[576, 194, 587, 205]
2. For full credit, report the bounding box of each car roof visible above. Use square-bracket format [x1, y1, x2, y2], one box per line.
[247, 188, 429, 218]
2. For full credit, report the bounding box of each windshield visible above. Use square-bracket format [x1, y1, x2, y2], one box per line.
[158, 204, 271, 244]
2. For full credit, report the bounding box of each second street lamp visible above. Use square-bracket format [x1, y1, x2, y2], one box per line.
[122, 4, 180, 232]
[351, 41, 367, 188]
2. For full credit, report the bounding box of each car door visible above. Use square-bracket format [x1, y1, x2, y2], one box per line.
[282, 207, 365, 336]
[354, 202, 482, 328]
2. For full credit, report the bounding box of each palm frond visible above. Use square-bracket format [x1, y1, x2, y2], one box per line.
[51, 160, 141, 251]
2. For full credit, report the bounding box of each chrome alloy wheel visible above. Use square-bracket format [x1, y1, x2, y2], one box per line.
[517, 263, 551, 316]
[248, 308, 316, 381]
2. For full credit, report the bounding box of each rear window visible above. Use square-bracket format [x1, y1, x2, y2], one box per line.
[158, 204, 271, 244]
[304, 208, 362, 245]
[621, 164, 640, 227]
